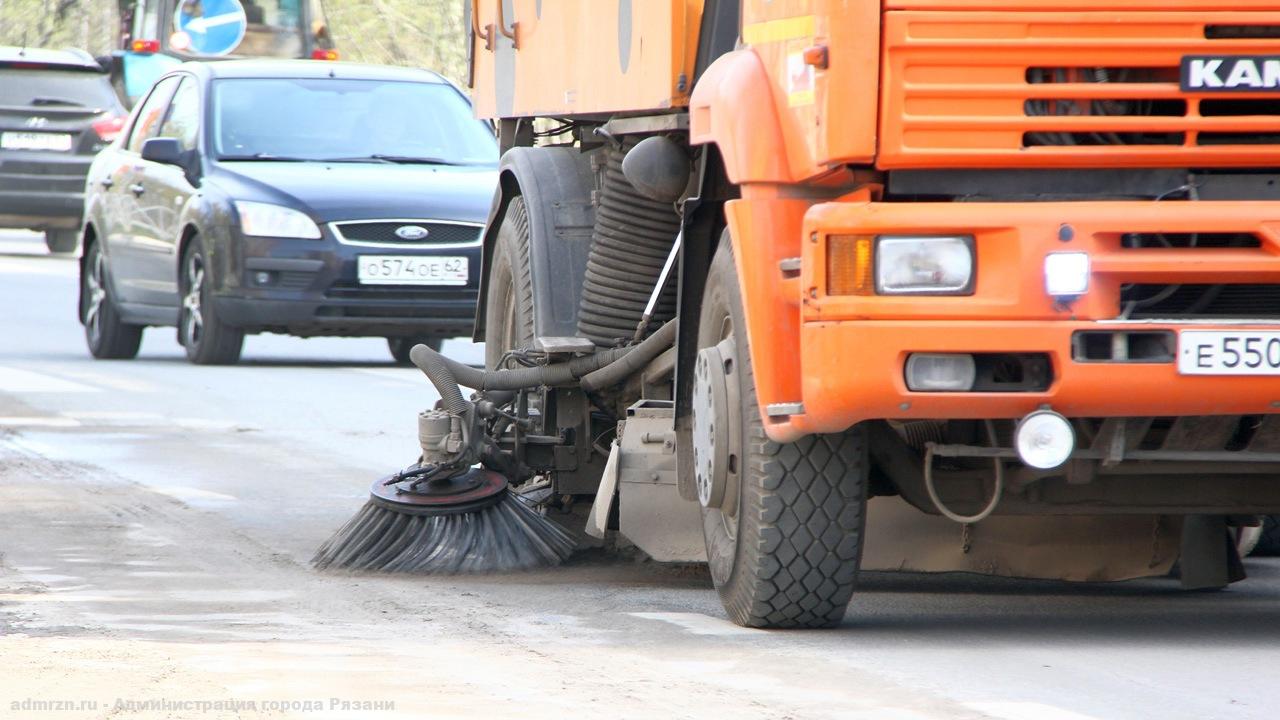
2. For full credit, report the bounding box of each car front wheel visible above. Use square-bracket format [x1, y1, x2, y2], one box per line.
[179, 240, 244, 365]
[387, 336, 444, 365]
[45, 229, 77, 254]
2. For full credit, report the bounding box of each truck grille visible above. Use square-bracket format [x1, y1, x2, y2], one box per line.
[880, 10, 1280, 168]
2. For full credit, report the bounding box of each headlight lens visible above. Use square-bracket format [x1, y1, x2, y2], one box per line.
[235, 201, 322, 239]
[1044, 252, 1090, 297]
[875, 235, 975, 295]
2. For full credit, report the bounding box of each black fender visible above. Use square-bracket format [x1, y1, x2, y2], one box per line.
[174, 185, 235, 293]
[473, 146, 596, 344]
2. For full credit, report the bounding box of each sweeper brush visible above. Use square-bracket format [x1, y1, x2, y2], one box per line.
[313, 469, 575, 573]
[311, 321, 678, 576]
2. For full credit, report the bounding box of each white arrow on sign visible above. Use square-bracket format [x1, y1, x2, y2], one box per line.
[185, 12, 244, 33]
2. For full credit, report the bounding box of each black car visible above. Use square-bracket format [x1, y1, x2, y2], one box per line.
[79, 60, 498, 364]
[0, 47, 128, 253]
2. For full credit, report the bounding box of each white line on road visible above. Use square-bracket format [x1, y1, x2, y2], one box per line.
[54, 368, 158, 393]
[0, 416, 82, 428]
[966, 701, 1104, 720]
[0, 366, 98, 393]
[348, 367, 431, 384]
[628, 612, 762, 636]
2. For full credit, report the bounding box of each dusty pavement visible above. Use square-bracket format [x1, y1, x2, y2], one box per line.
[2, 229, 1280, 720]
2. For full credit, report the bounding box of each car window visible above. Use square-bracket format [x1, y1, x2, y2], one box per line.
[0, 69, 122, 111]
[212, 78, 498, 165]
[157, 76, 200, 152]
[125, 76, 180, 154]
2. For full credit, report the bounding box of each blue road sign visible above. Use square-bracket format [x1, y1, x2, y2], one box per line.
[174, 0, 247, 57]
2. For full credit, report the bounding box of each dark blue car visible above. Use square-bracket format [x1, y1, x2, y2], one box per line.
[79, 59, 498, 364]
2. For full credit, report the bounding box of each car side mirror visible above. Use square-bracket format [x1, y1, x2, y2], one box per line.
[141, 137, 185, 166]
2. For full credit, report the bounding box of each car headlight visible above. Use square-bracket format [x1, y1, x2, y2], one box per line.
[234, 201, 322, 239]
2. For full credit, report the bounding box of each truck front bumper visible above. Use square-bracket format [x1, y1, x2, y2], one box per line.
[726, 195, 1280, 442]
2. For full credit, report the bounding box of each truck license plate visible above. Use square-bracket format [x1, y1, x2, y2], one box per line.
[1178, 330, 1280, 375]
[0, 132, 73, 151]
[357, 255, 467, 286]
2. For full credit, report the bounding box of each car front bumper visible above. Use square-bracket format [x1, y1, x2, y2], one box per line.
[211, 227, 482, 338]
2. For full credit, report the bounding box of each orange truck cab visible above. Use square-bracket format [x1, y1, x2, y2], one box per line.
[467, 0, 1280, 627]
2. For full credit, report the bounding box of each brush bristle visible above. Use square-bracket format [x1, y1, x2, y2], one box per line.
[312, 490, 576, 574]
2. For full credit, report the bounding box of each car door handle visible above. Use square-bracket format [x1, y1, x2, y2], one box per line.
[129, 183, 145, 196]
[100, 178, 114, 189]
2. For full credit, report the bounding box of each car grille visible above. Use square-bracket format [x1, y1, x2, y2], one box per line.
[331, 220, 482, 246]
[880, 10, 1280, 168]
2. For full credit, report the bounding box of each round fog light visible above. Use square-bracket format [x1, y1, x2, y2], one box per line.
[1015, 410, 1075, 470]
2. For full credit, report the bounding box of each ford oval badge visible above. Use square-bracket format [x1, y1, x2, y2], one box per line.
[395, 225, 430, 241]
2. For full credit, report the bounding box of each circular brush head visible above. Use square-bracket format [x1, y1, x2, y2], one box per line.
[313, 469, 576, 574]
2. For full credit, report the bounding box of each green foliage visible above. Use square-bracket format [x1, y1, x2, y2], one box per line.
[0, 0, 121, 57]
[0, 0, 467, 83]
[324, 0, 467, 84]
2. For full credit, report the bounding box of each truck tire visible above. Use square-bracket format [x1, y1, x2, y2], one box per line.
[483, 196, 535, 368]
[695, 239, 867, 628]
[81, 240, 143, 360]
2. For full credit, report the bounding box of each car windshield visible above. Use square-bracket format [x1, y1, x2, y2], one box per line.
[0, 69, 121, 111]
[212, 78, 498, 165]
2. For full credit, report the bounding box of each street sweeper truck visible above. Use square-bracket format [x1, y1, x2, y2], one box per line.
[316, 1, 1280, 627]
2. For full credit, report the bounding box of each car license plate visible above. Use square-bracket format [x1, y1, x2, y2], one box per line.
[0, 132, 73, 152]
[1178, 330, 1280, 375]
[357, 255, 467, 286]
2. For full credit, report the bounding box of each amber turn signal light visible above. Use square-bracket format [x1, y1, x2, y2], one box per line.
[827, 235, 874, 295]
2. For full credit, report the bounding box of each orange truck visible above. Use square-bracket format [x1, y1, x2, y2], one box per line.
[465, 0, 1280, 627]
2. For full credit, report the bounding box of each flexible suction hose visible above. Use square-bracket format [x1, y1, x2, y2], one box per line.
[409, 320, 678, 398]
[577, 140, 681, 346]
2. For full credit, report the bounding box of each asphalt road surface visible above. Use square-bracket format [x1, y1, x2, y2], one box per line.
[1, 229, 1278, 720]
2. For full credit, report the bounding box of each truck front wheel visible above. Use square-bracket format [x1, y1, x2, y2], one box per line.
[694, 240, 867, 628]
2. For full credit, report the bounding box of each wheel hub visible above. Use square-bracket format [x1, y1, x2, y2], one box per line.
[692, 341, 732, 509]
[183, 255, 204, 345]
[85, 254, 106, 344]
[370, 467, 509, 516]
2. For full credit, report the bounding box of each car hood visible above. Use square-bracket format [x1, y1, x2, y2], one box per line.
[207, 161, 498, 224]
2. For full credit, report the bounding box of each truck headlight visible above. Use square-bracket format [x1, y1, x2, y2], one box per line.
[875, 235, 975, 295]
[235, 201, 322, 240]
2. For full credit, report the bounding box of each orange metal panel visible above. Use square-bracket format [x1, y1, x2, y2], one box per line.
[888, 1, 1280, 8]
[801, 200, 1280, 323]
[792, 320, 1280, 440]
[730, 198, 1280, 442]
[735, 1, 880, 177]
[470, 0, 702, 119]
[689, 50, 795, 183]
[880, 9, 1280, 169]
